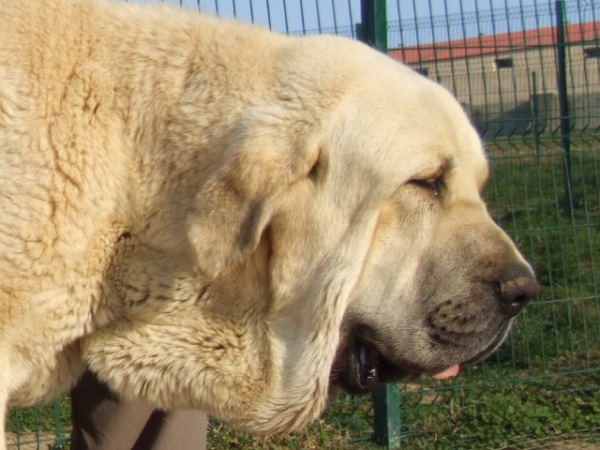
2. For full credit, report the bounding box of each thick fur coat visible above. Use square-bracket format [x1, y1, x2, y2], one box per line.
[0, 0, 538, 446]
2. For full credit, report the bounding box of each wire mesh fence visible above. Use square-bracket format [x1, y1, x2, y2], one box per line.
[7, 0, 600, 449]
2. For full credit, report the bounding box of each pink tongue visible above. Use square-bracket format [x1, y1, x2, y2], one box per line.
[432, 364, 460, 380]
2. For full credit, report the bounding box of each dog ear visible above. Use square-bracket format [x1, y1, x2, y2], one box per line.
[186, 105, 319, 279]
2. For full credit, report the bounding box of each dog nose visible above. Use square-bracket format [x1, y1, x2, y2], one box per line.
[498, 264, 540, 317]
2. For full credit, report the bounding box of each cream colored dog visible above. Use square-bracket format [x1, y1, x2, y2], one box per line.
[0, 0, 539, 446]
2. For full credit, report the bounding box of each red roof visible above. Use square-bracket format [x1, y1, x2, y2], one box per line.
[388, 21, 600, 64]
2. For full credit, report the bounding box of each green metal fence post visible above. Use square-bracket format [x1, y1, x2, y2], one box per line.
[355, 22, 364, 42]
[52, 399, 64, 449]
[360, 0, 387, 53]
[360, 2, 397, 447]
[373, 384, 401, 449]
[555, 0, 573, 218]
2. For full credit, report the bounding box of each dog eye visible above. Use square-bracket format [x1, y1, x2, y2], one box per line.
[410, 178, 442, 197]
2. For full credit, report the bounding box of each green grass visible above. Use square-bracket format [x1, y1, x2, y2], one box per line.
[7, 136, 600, 449]
[393, 379, 600, 449]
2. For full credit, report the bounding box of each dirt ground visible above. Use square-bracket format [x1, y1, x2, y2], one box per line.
[6, 431, 66, 450]
[514, 441, 600, 450]
[552, 441, 600, 450]
[6, 431, 600, 449]
[533, 442, 600, 450]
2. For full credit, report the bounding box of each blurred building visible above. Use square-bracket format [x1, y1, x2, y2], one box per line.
[388, 21, 600, 137]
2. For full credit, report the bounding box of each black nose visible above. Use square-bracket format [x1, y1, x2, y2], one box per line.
[498, 264, 540, 317]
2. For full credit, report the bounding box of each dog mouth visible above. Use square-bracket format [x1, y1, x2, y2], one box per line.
[331, 338, 458, 395]
[347, 339, 380, 393]
[331, 322, 512, 395]
[329, 337, 407, 395]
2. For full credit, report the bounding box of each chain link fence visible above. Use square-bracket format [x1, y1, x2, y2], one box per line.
[7, 0, 600, 448]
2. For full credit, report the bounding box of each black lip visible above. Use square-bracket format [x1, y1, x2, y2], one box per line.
[331, 320, 514, 395]
[330, 338, 378, 395]
[331, 337, 411, 395]
[353, 340, 379, 392]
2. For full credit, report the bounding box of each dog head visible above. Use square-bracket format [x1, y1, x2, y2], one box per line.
[184, 35, 538, 425]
